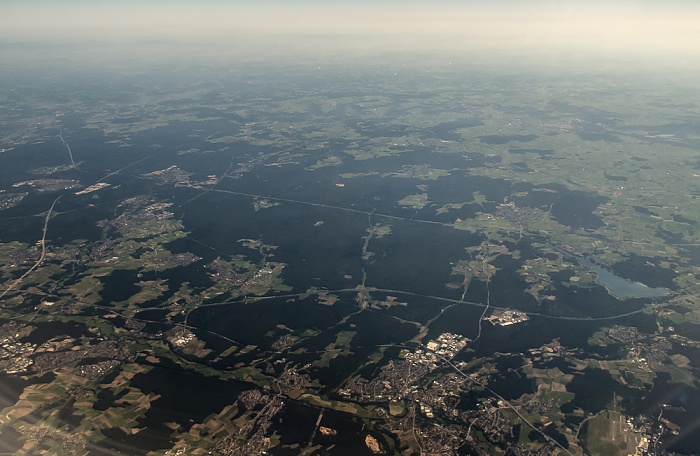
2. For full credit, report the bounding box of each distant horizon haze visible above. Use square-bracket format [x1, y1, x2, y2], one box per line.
[2, 1, 699, 62]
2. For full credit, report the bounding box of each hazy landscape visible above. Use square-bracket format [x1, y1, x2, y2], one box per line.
[1, 2, 700, 455]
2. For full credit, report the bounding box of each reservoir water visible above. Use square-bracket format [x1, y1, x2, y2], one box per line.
[575, 255, 669, 299]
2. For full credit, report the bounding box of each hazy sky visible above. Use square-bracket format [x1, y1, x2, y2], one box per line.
[2, 1, 700, 60]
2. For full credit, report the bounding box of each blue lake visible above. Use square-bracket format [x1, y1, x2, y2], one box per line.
[576, 256, 669, 299]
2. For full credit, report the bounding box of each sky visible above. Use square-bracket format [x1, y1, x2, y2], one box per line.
[2, 1, 700, 62]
